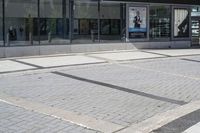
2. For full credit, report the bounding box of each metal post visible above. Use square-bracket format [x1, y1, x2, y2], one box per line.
[6, 33, 9, 46]
[2, 0, 5, 46]
[38, 0, 40, 45]
[48, 32, 51, 43]
[63, 0, 67, 39]
[29, 32, 33, 45]
[98, 0, 100, 43]
[120, 3, 123, 41]
[69, 0, 74, 43]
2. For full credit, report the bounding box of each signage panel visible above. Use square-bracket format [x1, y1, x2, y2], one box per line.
[128, 6, 147, 39]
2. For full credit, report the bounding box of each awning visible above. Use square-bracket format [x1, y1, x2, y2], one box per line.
[102, 0, 200, 5]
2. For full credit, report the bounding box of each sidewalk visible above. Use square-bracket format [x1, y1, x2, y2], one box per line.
[1, 49, 200, 133]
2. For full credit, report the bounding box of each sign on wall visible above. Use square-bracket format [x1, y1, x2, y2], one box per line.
[128, 6, 147, 39]
[174, 8, 189, 38]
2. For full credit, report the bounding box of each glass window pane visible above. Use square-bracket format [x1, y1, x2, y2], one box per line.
[100, 3, 121, 42]
[150, 6, 171, 39]
[73, 0, 98, 44]
[0, 0, 3, 46]
[174, 8, 190, 38]
[5, 0, 38, 46]
[40, 0, 69, 45]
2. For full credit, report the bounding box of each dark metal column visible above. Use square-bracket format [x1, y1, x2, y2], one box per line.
[2, 0, 5, 46]
[69, 0, 74, 43]
[38, 0, 40, 45]
[98, 0, 100, 42]
[120, 3, 123, 41]
[62, 0, 67, 39]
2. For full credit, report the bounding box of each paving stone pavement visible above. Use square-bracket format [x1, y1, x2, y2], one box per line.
[60, 58, 200, 103]
[0, 102, 100, 133]
[0, 52, 200, 132]
[0, 72, 178, 127]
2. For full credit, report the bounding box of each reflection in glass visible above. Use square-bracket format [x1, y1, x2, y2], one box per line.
[101, 19, 110, 35]
[150, 6, 170, 39]
[5, 0, 38, 46]
[73, 0, 98, 43]
[100, 3, 121, 41]
[174, 8, 189, 38]
[40, 0, 69, 45]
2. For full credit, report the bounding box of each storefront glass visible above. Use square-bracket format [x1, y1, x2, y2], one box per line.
[0, 0, 3, 46]
[100, 3, 122, 42]
[40, 0, 69, 45]
[73, 0, 98, 43]
[149, 6, 171, 39]
[174, 8, 190, 38]
[5, 0, 38, 46]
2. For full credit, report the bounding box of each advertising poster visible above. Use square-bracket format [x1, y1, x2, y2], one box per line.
[129, 6, 147, 39]
[174, 9, 189, 38]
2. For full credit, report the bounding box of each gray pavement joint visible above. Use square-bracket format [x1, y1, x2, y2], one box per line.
[10, 59, 44, 69]
[52, 71, 187, 105]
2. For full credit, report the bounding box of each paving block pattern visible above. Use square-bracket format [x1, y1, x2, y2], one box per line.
[0, 69, 178, 126]
[0, 102, 100, 133]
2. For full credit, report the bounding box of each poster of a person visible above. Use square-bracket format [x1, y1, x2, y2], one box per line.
[129, 7, 147, 31]
[128, 6, 147, 39]
[134, 11, 142, 28]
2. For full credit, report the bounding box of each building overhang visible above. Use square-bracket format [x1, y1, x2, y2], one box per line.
[102, 0, 200, 5]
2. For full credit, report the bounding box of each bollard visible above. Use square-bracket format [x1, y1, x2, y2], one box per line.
[29, 32, 33, 45]
[6, 33, 10, 46]
[91, 30, 95, 42]
[48, 32, 52, 43]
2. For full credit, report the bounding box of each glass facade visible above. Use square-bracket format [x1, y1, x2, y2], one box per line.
[100, 3, 121, 42]
[0, 0, 3, 46]
[40, 0, 69, 45]
[150, 6, 171, 39]
[0, 0, 194, 47]
[73, 0, 98, 43]
[5, 0, 38, 46]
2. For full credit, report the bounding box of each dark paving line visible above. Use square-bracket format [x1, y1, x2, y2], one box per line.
[0, 62, 106, 75]
[0, 68, 39, 75]
[52, 71, 187, 105]
[87, 54, 167, 63]
[152, 109, 200, 133]
[10, 59, 44, 69]
[36, 62, 106, 70]
[181, 58, 200, 64]
[141, 51, 171, 57]
[142, 50, 200, 58]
